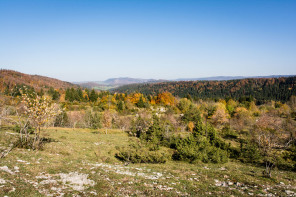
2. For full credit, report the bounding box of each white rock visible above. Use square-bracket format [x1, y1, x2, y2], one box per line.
[0, 166, 14, 174]
[59, 172, 95, 191]
[0, 178, 6, 184]
[17, 160, 30, 165]
[40, 179, 57, 185]
[14, 166, 19, 173]
[286, 190, 294, 195]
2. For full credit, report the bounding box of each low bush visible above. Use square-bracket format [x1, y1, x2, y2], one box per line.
[115, 139, 170, 164]
[239, 140, 261, 163]
[173, 135, 229, 164]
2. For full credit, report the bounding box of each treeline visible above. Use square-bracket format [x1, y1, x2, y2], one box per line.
[113, 77, 296, 103]
[3, 84, 61, 101]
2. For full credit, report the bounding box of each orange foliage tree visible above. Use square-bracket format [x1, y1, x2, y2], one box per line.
[156, 92, 175, 106]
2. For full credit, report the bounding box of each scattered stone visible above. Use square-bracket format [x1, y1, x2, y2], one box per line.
[215, 179, 222, 186]
[220, 167, 227, 171]
[59, 172, 95, 191]
[0, 178, 6, 184]
[91, 163, 163, 180]
[17, 159, 30, 165]
[285, 190, 295, 196]
[0, 166, 14, 174]
[40, 179, 57, 185]
[9, 187, 16, 193]
[36, 174, 52, 179]
[14, 166, 19, 173]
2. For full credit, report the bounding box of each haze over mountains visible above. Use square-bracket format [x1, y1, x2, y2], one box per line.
[74, 78, 168, 90]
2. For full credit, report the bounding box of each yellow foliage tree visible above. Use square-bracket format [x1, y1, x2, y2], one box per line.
[187, 121, 194, 132]
[156, 92, 175, 106]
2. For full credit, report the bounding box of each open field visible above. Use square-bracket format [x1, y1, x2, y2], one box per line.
[0, 127, 295, 196]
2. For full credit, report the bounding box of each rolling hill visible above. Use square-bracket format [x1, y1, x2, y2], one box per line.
[0, 69, 77, 92]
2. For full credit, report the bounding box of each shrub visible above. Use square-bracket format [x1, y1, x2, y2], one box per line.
[173, 135, 229, 164]
[84, 110, 102, 129]
[222, 125, 238, 139]
[239, 140, 261, 163]
[115, 139, 170, 163]
[54, 111, 69, 127]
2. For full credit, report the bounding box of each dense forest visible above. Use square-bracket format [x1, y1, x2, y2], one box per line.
[114, 77, 296, 103]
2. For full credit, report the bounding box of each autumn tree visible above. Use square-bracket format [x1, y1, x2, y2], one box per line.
[115, 115, 132, 131]
[127, 93, 144, 104]
[102, 110, 112, 134]
[211, 102, 229, 128]
[252, 114, 285, 177]
[156, 92, 175, 106]
[68, 111, 84, 129]
[231, 107, 254, 132]
[177, 98, 191, 113]
[21, 92, 61, 149]
[187, 121, 194, 132]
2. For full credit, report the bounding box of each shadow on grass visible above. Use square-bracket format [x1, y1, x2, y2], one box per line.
[13, 136, 58, 150]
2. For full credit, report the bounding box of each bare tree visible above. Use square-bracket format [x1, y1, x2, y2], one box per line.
[102, 110, 112, 134]
[252, 114, 290, 177]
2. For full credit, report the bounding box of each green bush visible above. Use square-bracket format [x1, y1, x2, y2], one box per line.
[222, 125, 238, 139]
[84, 110, 102, 129]
[115, 139, 170, 163]
[239, 140, 261, 163]
[173, 135, 229, 164]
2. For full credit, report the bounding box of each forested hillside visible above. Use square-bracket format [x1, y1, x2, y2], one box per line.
[0, 69, 77, 92]
[114, 77, 296, 103]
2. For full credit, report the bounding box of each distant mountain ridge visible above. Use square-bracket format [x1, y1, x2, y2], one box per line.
[75, 77, 167, 90]
[76, 75, 295, 90]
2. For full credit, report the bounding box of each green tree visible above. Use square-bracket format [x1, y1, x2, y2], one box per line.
[89, 89, 98, 102]
[182, 104, 201, 123]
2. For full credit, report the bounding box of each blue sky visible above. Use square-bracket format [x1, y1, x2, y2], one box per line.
[0, 0, 295, 82]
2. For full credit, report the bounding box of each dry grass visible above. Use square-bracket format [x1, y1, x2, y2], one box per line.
[0, 127, 295, 196]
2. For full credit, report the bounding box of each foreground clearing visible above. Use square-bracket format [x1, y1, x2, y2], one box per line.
[0, 128, 295, 196]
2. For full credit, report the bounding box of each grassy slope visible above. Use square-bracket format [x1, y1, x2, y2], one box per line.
[0, 128, 295, 196]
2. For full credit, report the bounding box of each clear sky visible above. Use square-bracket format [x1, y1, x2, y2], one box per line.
[0, 0, 295, 82]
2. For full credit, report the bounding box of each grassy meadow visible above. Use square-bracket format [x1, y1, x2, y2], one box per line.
[0, 127, 295, 196]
